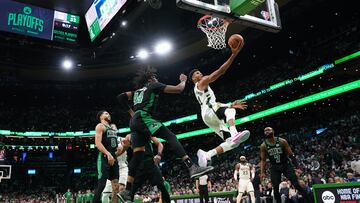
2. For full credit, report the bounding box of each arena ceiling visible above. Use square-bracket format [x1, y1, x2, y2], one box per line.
[0, 0, 353, 80]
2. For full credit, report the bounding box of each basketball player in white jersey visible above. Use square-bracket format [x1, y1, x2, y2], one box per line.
[102, 127, 131, 203]
[189, 35, 250, 164]
[234, 156, 255, 203]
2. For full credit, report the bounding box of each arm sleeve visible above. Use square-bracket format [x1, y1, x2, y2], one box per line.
[151, 82, 167, 93]
[116, 93, 131, 110]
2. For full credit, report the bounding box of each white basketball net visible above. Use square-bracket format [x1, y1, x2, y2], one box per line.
[198, 16, 229, 49]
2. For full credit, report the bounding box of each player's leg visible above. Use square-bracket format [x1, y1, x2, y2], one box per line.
[130, 172, 146, 201]
[153, 126, 213, 178]
[284, 167, 312, 203]
[246, 181, 256, 203]
[236, 182, 246, 203]
[94, 154, 110, 203]
[198, 108, 250, 163]
[109, 163, 120, 203]
[150, 167, 171, 203]
[270, 168, 282, 203]
[215, 107, 250, 143]
[101, 180, 113, 203]
[118, 116, 149, 203]
[119, 166, 128, 191]
[198, 136, 246, 165]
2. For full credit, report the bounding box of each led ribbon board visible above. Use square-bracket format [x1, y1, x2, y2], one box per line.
[0, 51, 359, 137]
[173, 79, 360, 140]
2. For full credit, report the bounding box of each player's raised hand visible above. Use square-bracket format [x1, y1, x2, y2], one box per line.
[229, 35, 244, 55]
[232, 100, 248, 110]
[179, 73, 187, 82]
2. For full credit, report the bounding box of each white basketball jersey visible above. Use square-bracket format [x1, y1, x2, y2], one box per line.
[194, 82, 217, 110]
[238, 163, 251, 180]
[117, 137, 128, 168]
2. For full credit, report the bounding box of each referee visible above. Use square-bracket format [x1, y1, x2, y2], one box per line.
[196, 159, 212, 203]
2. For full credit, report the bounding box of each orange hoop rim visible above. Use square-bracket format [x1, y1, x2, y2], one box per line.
[197, 15, 229, 30]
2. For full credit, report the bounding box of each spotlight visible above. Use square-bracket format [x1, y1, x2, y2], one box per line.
[155, 40, 172, 55]
[137, 49, 149, 59]
[62, 59, 73, 70]
[121, 21, 127, 27]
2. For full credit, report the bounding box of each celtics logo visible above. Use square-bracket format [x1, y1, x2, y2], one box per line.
[23, 6, 32, 15]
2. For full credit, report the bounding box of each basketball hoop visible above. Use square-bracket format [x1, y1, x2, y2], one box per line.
[198, 15, 229, 49]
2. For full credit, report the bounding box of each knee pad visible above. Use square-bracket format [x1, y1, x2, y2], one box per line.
[224, 108, 236, 122]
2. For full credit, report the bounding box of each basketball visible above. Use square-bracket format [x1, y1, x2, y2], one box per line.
[228, 34, 244, 50]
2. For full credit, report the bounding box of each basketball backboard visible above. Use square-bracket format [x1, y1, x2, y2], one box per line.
[176, 0, 281, 32]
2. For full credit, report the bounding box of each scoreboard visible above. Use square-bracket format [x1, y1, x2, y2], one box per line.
[85, 0, 127, 42]
[53, 11, 80, 43]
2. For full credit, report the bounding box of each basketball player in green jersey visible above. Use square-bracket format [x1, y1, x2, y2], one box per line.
[260, 127, 312, 203]
[117, 68, 213, 202]
[93, 111, 122, 203]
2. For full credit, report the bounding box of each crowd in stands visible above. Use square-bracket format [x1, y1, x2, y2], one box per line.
[2, 101, 358, 202]
[130, 108, 359, 203]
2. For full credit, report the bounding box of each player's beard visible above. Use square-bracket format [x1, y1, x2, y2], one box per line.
[240, 160, 246, 164]
[265, 132, 274, 138]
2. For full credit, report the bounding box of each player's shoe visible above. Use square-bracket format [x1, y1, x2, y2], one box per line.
[189, 164, 214, 178]
[231, 130, 250, 144]
[197, 149, 209, 166]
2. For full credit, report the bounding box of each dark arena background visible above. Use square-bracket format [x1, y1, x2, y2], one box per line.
[0, 0, 359, 202]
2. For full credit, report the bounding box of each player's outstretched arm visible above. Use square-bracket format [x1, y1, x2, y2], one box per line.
[198, 40, 243, 90]
[259, 143, 267, 180]
[117, 91, 134, 116]
[163, 74, 187, 94]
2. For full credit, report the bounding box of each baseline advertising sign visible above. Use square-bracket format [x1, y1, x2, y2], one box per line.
[171, 191, 236, 203]
[313, 182, 360, 203]
[0, 0, 54, 40]
[173, 196, 233, 203]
